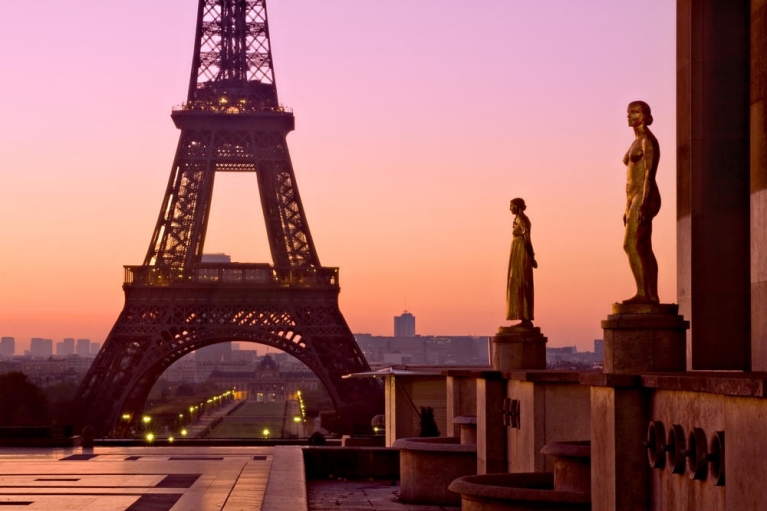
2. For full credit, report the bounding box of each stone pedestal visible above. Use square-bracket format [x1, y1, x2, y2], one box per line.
[492, 325, 547, 371]
[601, 303, 688, 373]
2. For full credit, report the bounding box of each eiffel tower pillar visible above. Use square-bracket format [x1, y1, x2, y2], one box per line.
[76, 0, 382, 436]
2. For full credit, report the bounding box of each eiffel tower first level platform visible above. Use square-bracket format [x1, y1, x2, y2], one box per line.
[76, 0, 382, 436]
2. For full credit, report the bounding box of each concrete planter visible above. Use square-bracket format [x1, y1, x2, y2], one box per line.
[393, 436, 477, 505]
[449, 441, 591, 510]
[449, 473, 590, 511]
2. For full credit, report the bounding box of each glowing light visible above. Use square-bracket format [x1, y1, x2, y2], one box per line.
[181, 429, 188, 436]
[146, 433, 155, 442]
[142, 416, 151, 424]
[262, 429, 270, 437]
[168, 436, 174, 443]
[293, 417, 301, 423]
[122, 414, 131, 420]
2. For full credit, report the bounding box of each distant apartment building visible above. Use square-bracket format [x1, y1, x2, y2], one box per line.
[355, 333, 489, 366]
[90, 342, 101, 356]
[0, 355, 94, 386]
[394, 311, 416, 337]
[196, 342, 232, 363]
[163, 357, 199, 383]
[201, 253, 231, 263]
[546, 344, 603, 370]
[231, 349, 257, 363]
[76, 339, 91, 357]
[29, 338, 53, 358]
[56, 338, 75, 357]
[0, 337, 14, 357]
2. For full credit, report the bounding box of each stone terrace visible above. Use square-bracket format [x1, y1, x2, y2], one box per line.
[0, 445, 453, 511]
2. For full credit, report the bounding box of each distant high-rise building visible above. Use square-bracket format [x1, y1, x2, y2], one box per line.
[56, 338, 75, 357]
[394, 311, 416, 337]
[593, 339, 604, 359]
[201, 253, 232, 263]
[90, 343, 101, 356]
[76, 339, 91, 357]
[30, 338, 53, 358]
[0, 337, 14, 357]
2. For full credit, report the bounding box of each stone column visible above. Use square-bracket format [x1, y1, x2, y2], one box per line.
[751, 0, 767, 369]
[677, 0, 751, 369]
[589, 377, 648, 511]
[476, 374, 507, 474]
[445, 374, 476, 438]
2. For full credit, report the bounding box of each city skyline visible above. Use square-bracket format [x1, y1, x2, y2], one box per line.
[0, 1, 676, 353]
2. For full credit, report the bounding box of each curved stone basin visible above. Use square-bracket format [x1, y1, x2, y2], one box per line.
[449, 473, 591, 511]
[541, 440, 591, 493]
[448, 441, 591, 511]
[393, 436, 477, 506]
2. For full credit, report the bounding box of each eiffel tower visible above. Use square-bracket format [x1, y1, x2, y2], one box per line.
[77, 0, 382, 436]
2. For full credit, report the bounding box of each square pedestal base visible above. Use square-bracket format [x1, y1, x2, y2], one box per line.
[601, 303, 689, 373]
[492, 325, 547, 371]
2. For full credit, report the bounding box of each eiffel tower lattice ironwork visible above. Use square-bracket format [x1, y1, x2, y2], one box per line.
[77, 0, 382, 436]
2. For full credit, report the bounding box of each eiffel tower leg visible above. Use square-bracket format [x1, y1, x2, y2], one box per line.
[77, 282, 382, 437]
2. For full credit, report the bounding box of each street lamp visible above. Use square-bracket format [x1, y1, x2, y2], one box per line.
[293, 416, 302, 438]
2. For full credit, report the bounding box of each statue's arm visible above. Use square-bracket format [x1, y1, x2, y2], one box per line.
[523, 223, 538, 269]
[639, 137, 656, 222]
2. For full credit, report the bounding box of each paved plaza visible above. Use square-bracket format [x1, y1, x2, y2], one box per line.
[0, 445, 456, 511]
[0, 445, 282, 511]
[306, 480, 458, 511]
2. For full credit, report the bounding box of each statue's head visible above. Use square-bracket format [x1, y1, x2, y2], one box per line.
[510, 198, 526, 212]
[628, 100, 653, 126]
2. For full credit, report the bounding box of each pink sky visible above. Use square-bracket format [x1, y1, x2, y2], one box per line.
[0, 0, 676, 353]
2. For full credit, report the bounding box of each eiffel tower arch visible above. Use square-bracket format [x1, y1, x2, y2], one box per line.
[77, 0, 382, 436]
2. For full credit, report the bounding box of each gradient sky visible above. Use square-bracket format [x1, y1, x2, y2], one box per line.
[0, 0, 676, 353]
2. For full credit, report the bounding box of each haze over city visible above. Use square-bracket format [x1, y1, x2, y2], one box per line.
[0, 0, 676, 353]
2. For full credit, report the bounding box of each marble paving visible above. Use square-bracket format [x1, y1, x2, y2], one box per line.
[0, 446, 274, 511]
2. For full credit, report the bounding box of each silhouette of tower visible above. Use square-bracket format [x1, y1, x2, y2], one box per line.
[77, 0, 381, 436]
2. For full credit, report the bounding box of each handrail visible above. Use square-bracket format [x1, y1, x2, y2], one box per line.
[171, 103, 293, 114]
[124, 264, 338, 288]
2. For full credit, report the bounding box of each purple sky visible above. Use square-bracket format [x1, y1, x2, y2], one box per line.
[0, 0, 677, 353]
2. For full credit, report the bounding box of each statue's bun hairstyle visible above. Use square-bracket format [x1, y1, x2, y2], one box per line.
[630, 100, 653, 126]
[511, 198, 527, 211]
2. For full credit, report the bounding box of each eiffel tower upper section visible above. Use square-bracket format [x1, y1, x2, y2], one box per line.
[143, 0, 318, 271]
[187, 0, 279, 110]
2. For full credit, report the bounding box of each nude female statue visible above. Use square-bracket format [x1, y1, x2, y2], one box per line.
[506, 198, 538, 325]
[622, 100, 660, 304]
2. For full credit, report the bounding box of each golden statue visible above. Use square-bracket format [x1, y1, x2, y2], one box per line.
[506, 198, 538, 326]
[622, 101, 660, 304]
